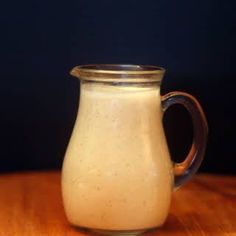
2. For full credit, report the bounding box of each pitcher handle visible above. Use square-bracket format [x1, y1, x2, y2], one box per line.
[162, 92, 208, 189]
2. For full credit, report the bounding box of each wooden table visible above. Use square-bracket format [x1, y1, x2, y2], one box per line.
[0, 171, 235, 236]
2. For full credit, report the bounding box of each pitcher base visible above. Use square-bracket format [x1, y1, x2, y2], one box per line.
[90, 229, 146, 235]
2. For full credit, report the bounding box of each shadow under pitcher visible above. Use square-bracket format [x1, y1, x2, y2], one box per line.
[61, 64, 208, 235]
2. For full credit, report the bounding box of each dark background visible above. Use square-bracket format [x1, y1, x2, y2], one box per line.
[1, 0, 235, 174]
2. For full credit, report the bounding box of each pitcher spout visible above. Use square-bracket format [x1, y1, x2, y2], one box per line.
[70, 66, 80, 78]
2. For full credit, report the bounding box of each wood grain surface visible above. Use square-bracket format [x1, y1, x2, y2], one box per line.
[0, 171, 235, 236]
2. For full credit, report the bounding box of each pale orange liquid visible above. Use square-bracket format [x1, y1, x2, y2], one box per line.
[62, 83, 173, 231]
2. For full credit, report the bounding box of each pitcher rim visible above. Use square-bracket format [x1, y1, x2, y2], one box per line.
[75, 64, 164, 74]
[70, 64, 165, 83]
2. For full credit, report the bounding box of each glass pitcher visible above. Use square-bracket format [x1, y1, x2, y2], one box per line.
[62, 65, 208, 235]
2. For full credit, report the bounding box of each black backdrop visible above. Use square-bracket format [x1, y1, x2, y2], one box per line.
[1, 0, 235, 173]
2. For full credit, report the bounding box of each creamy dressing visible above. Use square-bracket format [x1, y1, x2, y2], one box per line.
[62, 82, 173, 231]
